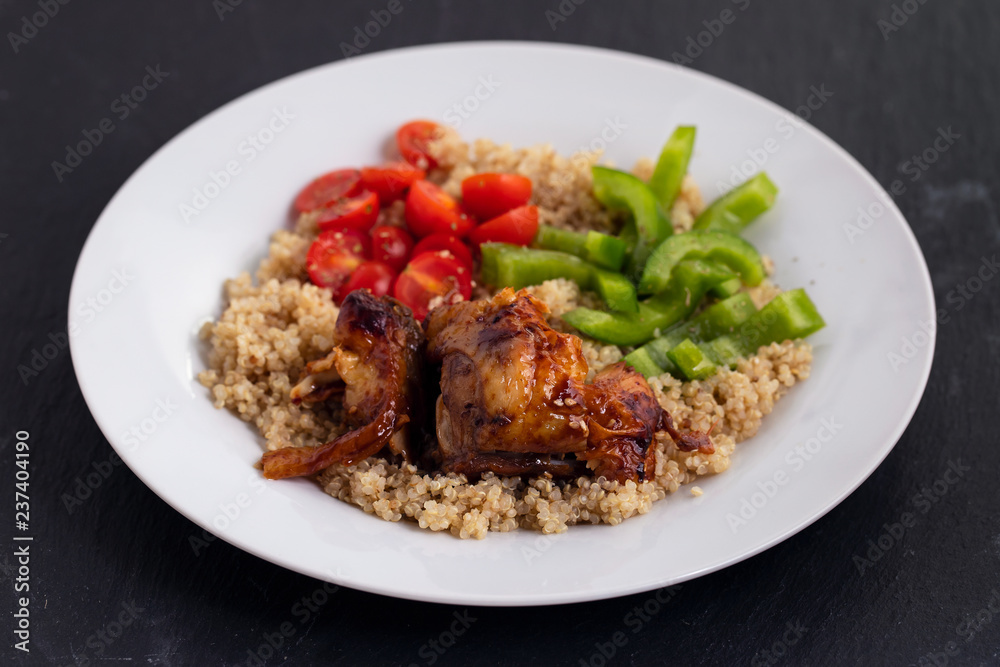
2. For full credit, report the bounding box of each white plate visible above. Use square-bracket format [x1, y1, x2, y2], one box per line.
[70, 42, 935, 606]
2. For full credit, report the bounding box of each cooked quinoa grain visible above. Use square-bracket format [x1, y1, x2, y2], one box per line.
[198, 134, 814, 539]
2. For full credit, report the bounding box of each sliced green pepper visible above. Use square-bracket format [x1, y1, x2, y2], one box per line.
[591, 166, 671, 277]
[686, 292, 758, 339]
[583, 231, 627, 271]
[648, 126, 696, 210]
[667, 339, 717, 380]
[533, 225, 627, 271]
[709, 276, 743, 299]
[700, 288, 825, 365]
[592, 269, 638, 313]
[480, 244, 593, 291]
[534, 225, 586, 257]
[480, 243, 637, 313]
[562, 259, 735, 346]
[621, 347, 663, 378]
[693, 172, 778, 234]
[623, 292, 757, 376]
[699, 336, 746, 367]
[639, 230, 765, 295]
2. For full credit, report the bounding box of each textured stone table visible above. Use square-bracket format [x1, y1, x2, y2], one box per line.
[1, 1, 997, 664]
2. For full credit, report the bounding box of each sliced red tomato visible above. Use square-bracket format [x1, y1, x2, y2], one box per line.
[468, 205, 540, 248]
[393, 252, 473, 321]
[305, 229, 370, 299]
[405, 180, 474, 238]
[316, 190, 380, 233]
[338, 261, 397, 301]
[460, 173, 533, 221]
[294, 169, 361, 213]
[396, 121, 442, 170]
[411, 233, 474, 272]
[370, 225, 415, 273]
[360, 162, 426, 203]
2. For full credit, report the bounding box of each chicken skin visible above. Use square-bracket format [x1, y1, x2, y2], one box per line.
[424, 288, 711, 482]
[259, 290, 425, 479]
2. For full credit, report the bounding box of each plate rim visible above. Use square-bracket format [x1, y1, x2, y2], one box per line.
[69, 40, 937, 606]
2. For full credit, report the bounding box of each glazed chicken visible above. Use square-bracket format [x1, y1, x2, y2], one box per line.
[259, 290, 425, 479]
[424, 288, 712, 483]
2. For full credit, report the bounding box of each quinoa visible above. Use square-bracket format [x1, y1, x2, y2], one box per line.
[198, 132, 814, 539]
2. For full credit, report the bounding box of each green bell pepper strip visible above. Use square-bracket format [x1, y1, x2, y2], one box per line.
[639, 230, 765, 295]
[693, 172, 778, 234]
[592, 269, 639, 313]
[623, 292, 757, 376]
[648, 126, 696, 210]
[621, 347, 664, 378]
[699, 336, 746, 367]
[480, 244, 593, 291]
[533, 225, 627, 271]
[667, 339, 717, 381]
[583, 231, 628, 271]
[562, 259, 735, 346]
[699, 288, 825, 366]
[709, 276, 743, 299]
[591, 166, 672, 277]
[534, 225, 586, 257]
[479, 243, 637, 313]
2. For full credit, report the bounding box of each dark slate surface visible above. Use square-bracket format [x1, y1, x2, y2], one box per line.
[1, 1, 998, 665]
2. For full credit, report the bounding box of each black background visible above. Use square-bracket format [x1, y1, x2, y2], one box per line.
[2, 1, 999, 665]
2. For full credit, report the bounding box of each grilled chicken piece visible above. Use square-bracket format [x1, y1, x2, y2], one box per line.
[425, 288, 709, 482]
[260, 290, 424, 479]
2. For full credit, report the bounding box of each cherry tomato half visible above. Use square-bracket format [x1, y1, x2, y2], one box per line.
[305, 229, 370, 299]
[468, 205, 540, 248]
[396, 120, 442, 170]
[360, 162, 426, 204]
[316, 190, 380, 233]
[338, 261, 397, 301]
[405, 180, 474, 238]
[393, 252, 473, 322]
[411, 233, 474, 272]
[460, 173, 533, 221]
[294, 169, 361, 213]
[370, 225, 415, 273]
